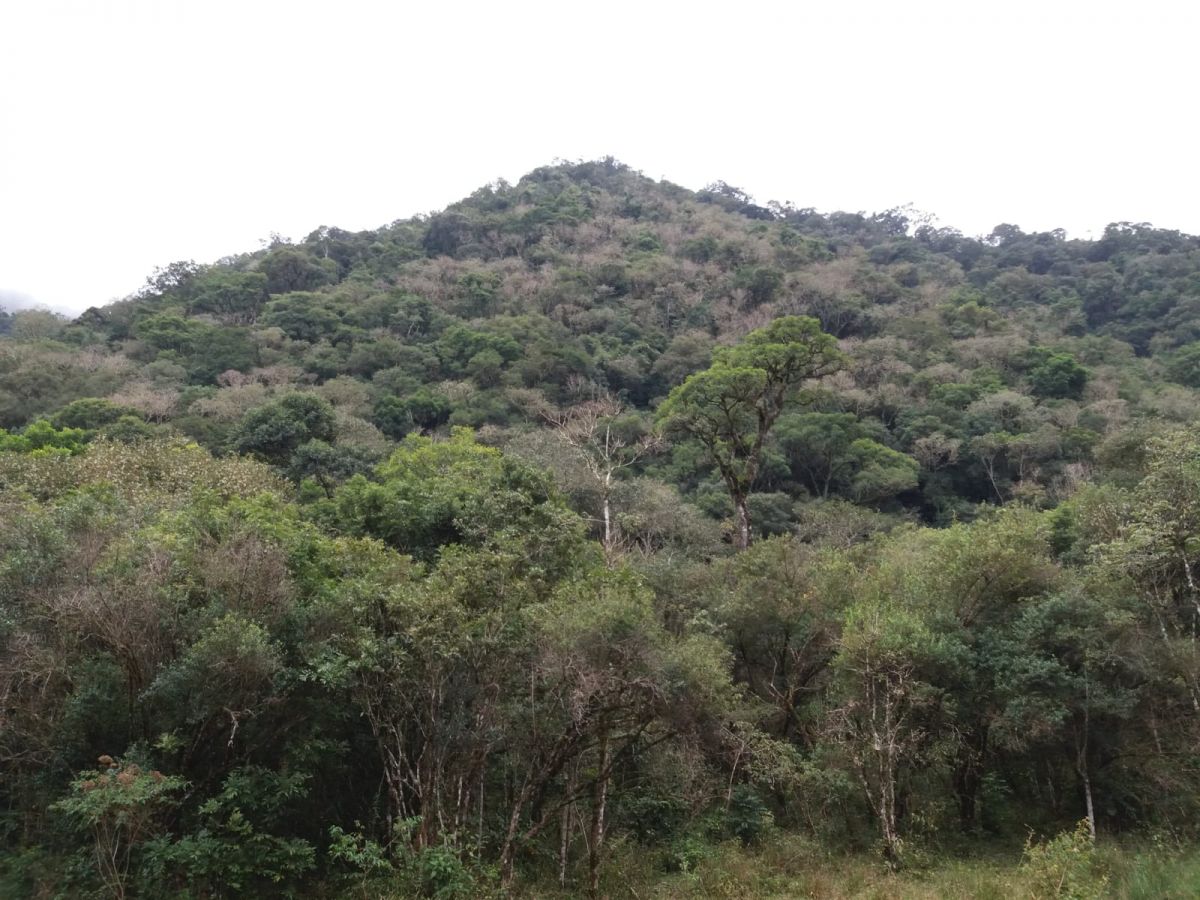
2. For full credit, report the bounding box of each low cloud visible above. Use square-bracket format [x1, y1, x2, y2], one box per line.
[0, 289, 77, 318]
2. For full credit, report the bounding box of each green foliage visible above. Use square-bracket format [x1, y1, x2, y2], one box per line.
[435, 324, 521, 377]
[149, 614, 283, 725]
[100, 415, 162, 443]
[658, 316, 843, 546]
[186, 325, 259, 383]
[51, 398, 139, 430]
[1027, 348, 1089, 399]
[187, 270, 268, 323]
[262, 291, 342, 342]
[138, 767, 315, 898]
[231, 393, 337, 463]
[327, 825, 393, 876]
[1117, 840, 1200, 900]
[10, 159, 1200, 896]
[287, 439, 378, 493]
[260, 247, 336, 294]
[1021, 820, 1109, 899]
[775, 411, 882, 497]
[323, 427, 586, 574]
[53, 756, 186, 899]
[847, 437, 919, 503]
[725, 787, 774, 846]
[733, 265, 785, 306]
[414, 846, 474, 899]
[1165, 341, 1200, 387]
[374, 389, 451, 439]
[0, 419, 88, 455]
[135, 312, 200, 353]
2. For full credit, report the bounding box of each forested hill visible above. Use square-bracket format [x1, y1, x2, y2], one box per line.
[5, 158, 1200, 528]
[6, 160, 1200, 897]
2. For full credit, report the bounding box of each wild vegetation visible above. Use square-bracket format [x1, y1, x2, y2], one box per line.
[4, 159, 1200, 896]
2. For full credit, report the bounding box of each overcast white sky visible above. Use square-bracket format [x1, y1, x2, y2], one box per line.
[2, 0, 1197, 314]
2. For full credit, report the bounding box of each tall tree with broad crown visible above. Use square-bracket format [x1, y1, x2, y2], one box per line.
[657, 316, 843, 549]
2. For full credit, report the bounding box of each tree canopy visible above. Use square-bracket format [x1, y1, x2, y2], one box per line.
[5, 159, 1200, 896]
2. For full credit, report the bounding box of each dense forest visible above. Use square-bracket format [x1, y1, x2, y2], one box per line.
[4, 158, 1200, 897]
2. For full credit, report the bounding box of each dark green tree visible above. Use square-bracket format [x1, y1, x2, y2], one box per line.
[1027, 349, 1089, 399]
[658, 316, 843, 548]
[231, 394, 337, 464]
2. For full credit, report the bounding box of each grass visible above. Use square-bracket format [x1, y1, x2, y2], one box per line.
[7, 830, 1199, 898]
[516, 831, 1200, 899]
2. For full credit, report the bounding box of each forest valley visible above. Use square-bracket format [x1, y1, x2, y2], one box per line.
[4, 159, 1200, 897]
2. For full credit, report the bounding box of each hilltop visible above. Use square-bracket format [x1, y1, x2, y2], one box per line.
[4, 157, 1200, 530]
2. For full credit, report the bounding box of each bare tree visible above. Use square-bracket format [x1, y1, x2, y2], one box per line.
[542, 392, 661, 560]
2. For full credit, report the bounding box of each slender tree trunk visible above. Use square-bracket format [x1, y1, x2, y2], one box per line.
[601, 483, 614, 561]
[734, 495, 752, 550]
[559, 767, 576, 888]
[559, 802, 571, 888]
[953, 726, 987, 832]
[588, 726, 611, 899]
[1079, 761, 1097, 840]
[880, 805, 900, 867]
[879, 756, 901, 866]
[499, 797, 524, 886]
[499, 777, 536, 887]
[1077, 675, 1096, 839]
[955, 763, 979, 832]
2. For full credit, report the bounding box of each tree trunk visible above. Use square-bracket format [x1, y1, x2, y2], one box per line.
[1077, 675, 1096, 839]
[879, 785, 901, 868]
[734, 495, 752, 550]
[499, 801, 522, 886]
[559, 801, 571, 888]
[1080, 761, 1097, 840]
[602, 486, 614, 561]
[955, 766, 978, 832]
[953, 727, 987, 832]
[559, 767, 576, 888]
[588, 727, 611, 898]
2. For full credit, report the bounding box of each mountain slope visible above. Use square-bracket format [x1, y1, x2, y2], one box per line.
[3, 157, 1200, 529]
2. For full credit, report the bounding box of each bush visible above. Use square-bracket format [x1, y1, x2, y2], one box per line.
[52, 755, 186, 900]
[726, 787, 774, 846]
[664, 834, 712, 874]
[417, 846, 473, 899]
[1020, 820, 1109, 899]
[379, 818, 492, 899]
[328, 825, 393, 876]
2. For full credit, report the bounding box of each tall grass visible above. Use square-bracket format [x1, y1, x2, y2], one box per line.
[516, 832, 1200, 899]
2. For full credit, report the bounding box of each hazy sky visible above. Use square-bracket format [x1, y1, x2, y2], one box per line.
[2, 0, 1197, 314]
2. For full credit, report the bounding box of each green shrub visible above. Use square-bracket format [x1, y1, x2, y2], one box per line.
[136, 767, 315, 898]
[726, 787, 774, 846]
[1021, 820, 1109, 899]
[52, 755, 186, 900]
[328, 824, 394, 876]
[664, 834, 712, 874]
